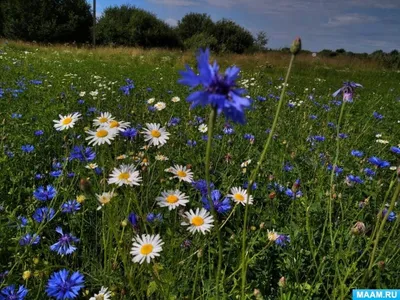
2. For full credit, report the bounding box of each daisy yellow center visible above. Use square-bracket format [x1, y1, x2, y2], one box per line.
[191, 216, 204, 227]
[96, 129, 108, 138]
[166, 195, 178, 203]
[140, 244, 153, 255]
[99, 196, 110, 204]
[95, 295, 104, 300]
[118, 172, 130, 180]
[62, 117, 72, 125]
[234, 193, 245, 201]
[151, 129, 161, 138]
[177, 170, 187, 178]
[99, 117, 108, 123]
[109, 120, 119, 128]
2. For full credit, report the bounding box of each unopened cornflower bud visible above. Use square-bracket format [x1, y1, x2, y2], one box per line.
[197, 248, 203, 258]
[278, 276, 286, 287]
[290, 37, 302, 55]
[79, 178, 91, 193]
[121, 220, 128, 227]
[259, 222, 265, 229]
[378, 261, 385, 270]
[33, 257, 39, 264]
[22, 270, 31, 280]
[251, 226, 256, 231]
[254, 289, 264, 300]
[351, 221, 366, 235]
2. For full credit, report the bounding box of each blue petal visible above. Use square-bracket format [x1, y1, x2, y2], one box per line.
[186, 91, 210, 108]
[332, 88, 342, 97]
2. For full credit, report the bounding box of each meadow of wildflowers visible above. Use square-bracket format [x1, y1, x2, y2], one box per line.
[0, 40, 400, 299]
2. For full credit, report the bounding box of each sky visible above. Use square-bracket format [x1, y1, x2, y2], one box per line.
[94, 0, 400, 53]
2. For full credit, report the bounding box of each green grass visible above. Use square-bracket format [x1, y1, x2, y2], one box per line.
[0, 41, 400, 299]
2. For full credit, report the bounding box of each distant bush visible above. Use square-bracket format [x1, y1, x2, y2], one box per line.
[178, 13, 215, 42]
[212, 19, 254, 54]
[184, 33, 218, 51]
[97, 5, 181, 49]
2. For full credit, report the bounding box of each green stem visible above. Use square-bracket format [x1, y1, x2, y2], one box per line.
[363, 181, 400, 285]
[240, 53, 296, 299]
[205, 107, 223, 299]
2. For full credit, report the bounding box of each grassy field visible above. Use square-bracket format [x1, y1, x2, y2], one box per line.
[0, 40, 400, 299]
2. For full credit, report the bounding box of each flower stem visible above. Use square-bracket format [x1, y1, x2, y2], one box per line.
[205, 107, 223, 298]
[240, 53, 296, 299]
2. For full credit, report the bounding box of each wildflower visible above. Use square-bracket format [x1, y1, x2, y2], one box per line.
[154, 102, 166, 111]
[93, 112, 114, 127]
[178, 48, 252, 124]
[96, 191, 116, 209]
[382, 209, 397, 222]
[228, 187, 253, 205]
[85, 127, 118, 146]
[332, 81, 363, 102]
[156, 190, 189, 210]
[223, 123, 235, 135]
[327, 164, 343, 176]
[131, 234, 164, 264]
[89, 287, 111, 300]
[290, 37, 302, 55]
[50, 170, 62, 178]
[267, 229, 279, 242]
[198, 124, 208, 133]
[19, 233, 40, 246]
[351, 150, 364, 157]
[22, 270, 31, 280]
[108, 164, 141, 187]
[275, 234, 290, 247]
[142, 123, 170, 148]
[155, 154, 169, 161]
[61, 200, 81, 213]
[50, 227, 79, 256]
[192, 179, 214, 196]
[34, 130, 44, 136]
[106, 120, 130, 132]
[33, 185, 57, 201]
[171, 96, 180, 102]
[373, 111, 384, 120]
[187, 140, 197, 147]
[121, 127, 138, 140]
[17, 216, 28, 228]
[278, 277, 286, 288]
[351, 221, 366, 235]
[167, 117, 180, 127]
[32, 207, 55, 223]
[69, 146, 96, 162]
[339, 133, 348, 139]
[346, 175, 364, 185]
[168, 165, 194, 183]
[202, 190, 231, 214]
[0, 285, 28, 300]
[243, 181, 257, 191]
[128, 212, 139, 227]
[21, 145, 34, 153]
[364, 168, 376, 177]
[390, 146, 400, 154]
[147, 98, 155, 104]
[146, 213, 162, 223]
[368, 157, 390, 168]
[46, 269, 85, 299]
[283, 163, 293, 172]
[181, 208, 214, 235]
[85, 163, 98, 170]
[53, 112, 81, 131]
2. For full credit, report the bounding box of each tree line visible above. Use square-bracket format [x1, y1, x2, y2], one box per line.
[0, 1, 267, 53]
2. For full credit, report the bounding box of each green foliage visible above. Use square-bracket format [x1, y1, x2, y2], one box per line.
[0, 0, 91, 43]
[178, 13, 215, 41]
[96, 5, 181, 48]
[213, 19, 254, 54]
[183, 32, 218, 51]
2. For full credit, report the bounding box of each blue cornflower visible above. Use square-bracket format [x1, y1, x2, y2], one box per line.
[390, 146, 400, 154]
[30, 80, 42, 85]
[243, 181, 257, 190]
[187, 140, 197, 147]
[346, 175, 364, 184]
[121, 127, 138, 140]
[322, 104, 331, 112]
[339, 133, 348, 139]
[147, 105, 156, 112]
[128, 212, 139, 227]
[94, 167, 102, 175]
[257, 96, 266, 101]
[32, 207, 55, 223]
[35, 173, 44, 180]
[275, 234, 290, 247]
[17, 216, 28, 228]
[285, 189, 302, 199]
[192, 179, 214, 196]
[0, 284, 28, 299]
[244, 133, 254, 141]
[307, 135, 325, 143]
[309, 115, 317, 120]
[34, 130, 44, 136]
[77, 99, 84, 104]
[119, 78, 135, 96]
[67, 172, 75, 178]
[87, 107, 97, 114]
[52, 162, 62, 170]
[69, 146, 96, 162]
[50, 170, 62, 178]
[5, 151, 14, 158]
[351, 150, 364, 157]
[178, 48, 252, 124]
[368, 157, 390, 168]
[146, 87, 152, 92]
[21, 145, 34, 153]
[146, 213, 162, 223]
[11, 113, 22, 119]
[382, 209, 396, 222]
[61, 200, 81, 214]
[364, 168, 376, 177]
[327, 164, 343, 176]
[201, 190, 231, 214]
[167, 117, 181, 127]
[0, 271, 8, 282]
[50, 227, 79, 255]
[214, 134, 223, 140]
[33, 185, 57, 201]
[331, 100, 342, 106]
[283, 163, 293, 172]
[223, 123, 234, 135]
[19, 233, 40, 246]
[373, 111, 383, 120]
[46, 269, 84, 300]
[332, 81, 363, 102]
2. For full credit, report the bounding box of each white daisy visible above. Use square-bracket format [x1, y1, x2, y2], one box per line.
[104, 120, 131, 132]
[93, 112, 115, 127]
[131, 234, 164, 264]
[198, 124, 208, 133]
[108, 164, 142, 187]
[171, 96, 180, 102]
[147, 98, 155, 104]
[181, 208, 214, 235]
[168, 165, 193, 183]
[96, 190, 116, 210]
[86, 127, 118, 146]
[53, 112, 81, 131]
[85, 163, 98, 169]
[89, 286, 112, 300]
[154, 102, 166, 111]
[142, 123, 170, 148]
[156, 190, 189, 210]
[228, 187, 254, 205]
[155, 154, 169, 161]
[79, 91, 86, 97]
[267, 229, 279, 241]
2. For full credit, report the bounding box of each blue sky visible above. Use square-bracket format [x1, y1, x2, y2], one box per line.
[95, 0, 400, 53]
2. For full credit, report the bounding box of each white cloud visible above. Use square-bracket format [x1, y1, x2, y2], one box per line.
[165, 18, 178, 27]
[148, 0, 199, 6]
[324, 13, 378, 27]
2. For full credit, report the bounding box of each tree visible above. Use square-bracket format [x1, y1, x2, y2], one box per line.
[253, 31, 268, 51]
[212, 19, 254, 53]
[177, 13, 215, 41]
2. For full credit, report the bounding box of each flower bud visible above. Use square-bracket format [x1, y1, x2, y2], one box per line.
[278, 276, 286, 288]
[377, 261, 385, 271]
[351, 221, 366, 235]
[22, 270, 31, 280]
[290, 37, 302, 55]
